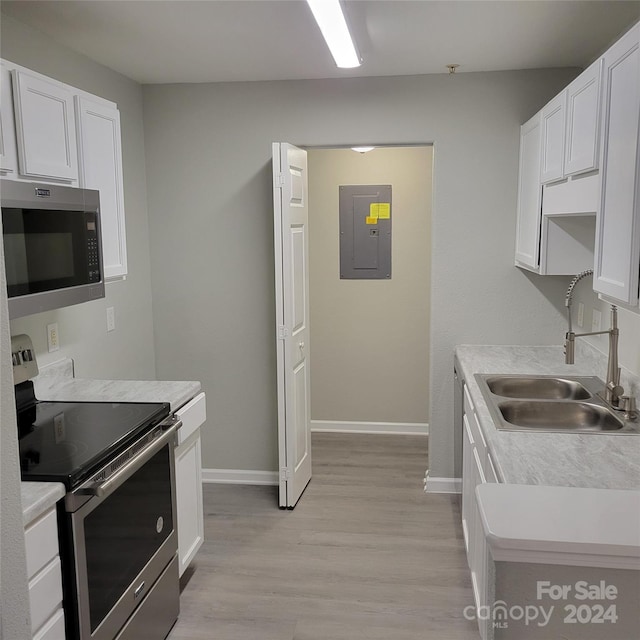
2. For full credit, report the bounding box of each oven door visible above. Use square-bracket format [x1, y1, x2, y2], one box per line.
[69, 424, 179, 640]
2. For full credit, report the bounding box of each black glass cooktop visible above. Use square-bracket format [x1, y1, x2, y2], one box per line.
[18, 400, 170, 490]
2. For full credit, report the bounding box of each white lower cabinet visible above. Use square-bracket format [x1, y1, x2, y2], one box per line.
[24, 507, 65, 640]
[174, 392, 206, 577]
[461, 387, 498, 640]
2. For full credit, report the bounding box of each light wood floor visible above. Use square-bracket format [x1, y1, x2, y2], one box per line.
[168, 433, 479, 640]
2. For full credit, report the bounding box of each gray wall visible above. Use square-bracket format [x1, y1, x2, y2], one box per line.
[0, 227, 30, 639]
[572, 288, 640, 377]
[1, 14, 156, 380]
[142, 69, 578, 476]
[308, 146, 431, 425]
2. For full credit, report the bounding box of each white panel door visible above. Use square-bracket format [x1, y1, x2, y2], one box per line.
[0, 61, 18, 175]
[76, 97, 128, 279]
[540, 91, 566, 183]
[564, 58, 603, 176]
[594, 24, 640, 304]
[12, 70, 78, 181]
[515, 113, 542, 271]
[273, 142, 312, 508]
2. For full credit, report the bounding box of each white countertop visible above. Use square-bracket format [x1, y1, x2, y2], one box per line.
[21, 481, 65, 527]
[455, 344, 640, 490]
[21, 359, 202, 526]
[476, 483, 640, 569]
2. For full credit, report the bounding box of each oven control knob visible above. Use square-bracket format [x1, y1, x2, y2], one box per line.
[156, 516, 164, 534]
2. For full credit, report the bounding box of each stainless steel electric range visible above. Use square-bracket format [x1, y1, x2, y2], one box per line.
[14, 335, 180, 640]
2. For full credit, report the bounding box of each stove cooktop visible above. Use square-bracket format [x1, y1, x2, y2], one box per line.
[18, 400, 170, 490]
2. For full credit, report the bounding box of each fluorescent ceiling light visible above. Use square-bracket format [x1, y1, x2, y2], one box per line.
[306, 0, 361, 69]
[352, 146, 375, 154]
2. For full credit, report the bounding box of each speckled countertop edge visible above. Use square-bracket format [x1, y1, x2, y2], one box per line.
[22, 482, 65, 527]
[456, 344, 640, 490]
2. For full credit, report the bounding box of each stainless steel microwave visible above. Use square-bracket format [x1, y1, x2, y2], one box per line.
[1, 179, 105, 319]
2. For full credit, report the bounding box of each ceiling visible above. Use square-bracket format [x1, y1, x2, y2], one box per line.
[2, 1, 640, 84]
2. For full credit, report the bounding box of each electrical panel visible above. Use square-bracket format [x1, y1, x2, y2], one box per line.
[339, 184, 392, 279]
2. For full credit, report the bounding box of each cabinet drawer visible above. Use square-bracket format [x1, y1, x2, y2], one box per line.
[175, 392, 206, 445]
[463, 384, 475, 415]
[464, 390, 486, 460]
[33, 608, 65, 640]
[29, 557, 63, 634]
[25, 508, 59, 580]
[485, 451, 499, 484]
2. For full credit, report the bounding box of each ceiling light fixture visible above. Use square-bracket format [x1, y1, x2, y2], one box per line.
[306, 0, 361, 69]
[351, 146, 375, 154]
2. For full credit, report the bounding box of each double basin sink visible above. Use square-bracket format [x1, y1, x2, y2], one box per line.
[475, 374, 639, 434]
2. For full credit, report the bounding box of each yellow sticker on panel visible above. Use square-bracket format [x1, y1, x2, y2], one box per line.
[365, 216, 378, 225]
[369, 203, 379, 219]
[377, 203, 391, 219]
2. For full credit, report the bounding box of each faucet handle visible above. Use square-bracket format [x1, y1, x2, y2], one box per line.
[620, 396, 638, 420]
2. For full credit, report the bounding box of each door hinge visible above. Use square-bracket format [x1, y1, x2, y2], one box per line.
[275, 173, 285, 189]
[280, 467, 291, 481]
[277, 325, 289, 340]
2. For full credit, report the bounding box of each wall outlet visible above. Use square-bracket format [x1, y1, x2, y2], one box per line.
[577, 302, 584, 328]
[592, 308, 602, 333]
[106, 306, 115, 332]
[47, 323, 60, 352]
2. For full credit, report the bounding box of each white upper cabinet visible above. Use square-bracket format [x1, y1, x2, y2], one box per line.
[564, 59, 603, 176]
[0, 62, 18, 175]
[11, 70, 78, 182]
[515, 112, 542, 271]
[1, 58, 129, 280]
[593, 23, 640, 305]
[540, 61, 603, 184]
[76, 97, 127, 279]
[540, 91, 567, 184]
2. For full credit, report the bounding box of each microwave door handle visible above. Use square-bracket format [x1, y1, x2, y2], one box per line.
[88, 421, 180, 499]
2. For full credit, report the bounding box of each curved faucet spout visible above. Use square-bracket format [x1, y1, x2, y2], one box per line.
[564, 269, 593, 363]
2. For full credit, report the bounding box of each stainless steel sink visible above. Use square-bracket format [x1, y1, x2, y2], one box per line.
[485, 375, 592, 400]
[497, 400, 624, 432]
[474, 373, 639, 435]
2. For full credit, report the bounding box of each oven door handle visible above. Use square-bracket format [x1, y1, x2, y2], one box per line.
[88, 421, 181, 499]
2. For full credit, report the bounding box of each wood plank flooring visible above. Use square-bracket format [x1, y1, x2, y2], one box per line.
[168, 433, 480, 640]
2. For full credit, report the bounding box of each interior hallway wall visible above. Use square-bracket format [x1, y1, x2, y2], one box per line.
[142, 69, 578, 476]
[1, 14, 156, 380]
[307, 147, 431, 426]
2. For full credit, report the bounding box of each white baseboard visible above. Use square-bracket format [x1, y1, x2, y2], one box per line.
[424, 472, 462, 494]
[311, 420, 428, 436]
[202, 469, 279, 486]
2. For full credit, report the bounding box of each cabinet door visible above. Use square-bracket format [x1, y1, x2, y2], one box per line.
[0, 62, 18, 175]
[540, 91, 566, 183]
[515, 113, 542, 270]
[76, 97, 128, 279]
[594, 24, 640, 305]
[564, 59, 603, 176]
[175, 430, 204, 577]
[461, 416, 474, 561]
[12, 70, 78, 181]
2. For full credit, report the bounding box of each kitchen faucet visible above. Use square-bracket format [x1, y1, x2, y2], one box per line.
[564, 269, 637, 418]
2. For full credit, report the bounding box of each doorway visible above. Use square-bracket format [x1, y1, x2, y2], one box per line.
[307, 146, 433, 437]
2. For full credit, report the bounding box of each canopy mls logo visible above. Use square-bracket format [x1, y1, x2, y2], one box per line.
[464, 580, 620, 630]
